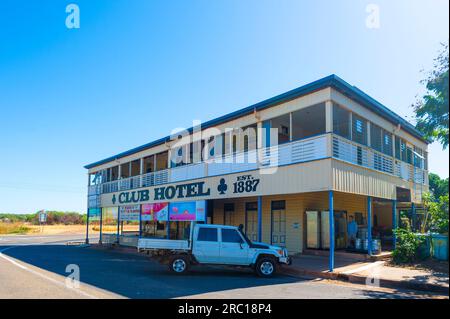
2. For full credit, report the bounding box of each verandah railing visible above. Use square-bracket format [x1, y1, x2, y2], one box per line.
[87, 133, 427, 198]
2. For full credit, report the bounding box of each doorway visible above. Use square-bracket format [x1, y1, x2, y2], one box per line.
[245, 202, 258, 241]
[271, 201, 286, 247]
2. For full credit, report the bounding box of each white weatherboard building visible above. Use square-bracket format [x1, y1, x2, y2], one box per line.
[85, 75, 429, 270]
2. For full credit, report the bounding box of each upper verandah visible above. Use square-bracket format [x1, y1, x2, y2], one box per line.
[84, 74, 428, 172]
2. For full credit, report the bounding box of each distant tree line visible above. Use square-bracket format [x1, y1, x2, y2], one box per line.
[0, 211, 87, 225]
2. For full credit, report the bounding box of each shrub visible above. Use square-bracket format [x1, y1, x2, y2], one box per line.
[392, 228, 425, 264]
[0, 223, 31, 235]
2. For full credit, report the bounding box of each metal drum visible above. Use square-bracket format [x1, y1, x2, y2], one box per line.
[355, 238, 362, 250]
[362, 239, 381, 253]
[372, 239, 381, 254]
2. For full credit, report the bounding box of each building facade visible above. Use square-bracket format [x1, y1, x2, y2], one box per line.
[84, 75, 429, 270]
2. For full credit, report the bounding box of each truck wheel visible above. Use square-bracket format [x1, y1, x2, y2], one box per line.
[255, 257, 277, 277]
[169, 255, 189, 274]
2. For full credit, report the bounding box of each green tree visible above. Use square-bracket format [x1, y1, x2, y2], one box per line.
[414, 42, 449, 149]
[428, 172, 449, 199]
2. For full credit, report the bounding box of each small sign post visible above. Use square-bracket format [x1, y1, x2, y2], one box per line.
[38, 210, 47, 233]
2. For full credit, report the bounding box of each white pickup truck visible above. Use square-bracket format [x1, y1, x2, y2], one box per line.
[137, 223, 291, 277]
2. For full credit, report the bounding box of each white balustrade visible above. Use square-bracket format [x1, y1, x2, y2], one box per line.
[89, 133, 427, 195]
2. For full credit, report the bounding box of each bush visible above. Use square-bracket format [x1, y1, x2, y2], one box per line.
[393, 228, 426, 264]
[0, 223, 31, 235]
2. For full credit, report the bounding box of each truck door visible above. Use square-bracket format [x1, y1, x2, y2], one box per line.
[219, 228, 249, 265]
[192, 227, 221, 263]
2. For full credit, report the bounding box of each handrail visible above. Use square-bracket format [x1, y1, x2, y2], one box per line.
[88, 132, 427, 196]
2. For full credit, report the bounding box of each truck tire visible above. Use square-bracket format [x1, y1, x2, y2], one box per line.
[169, 255, 190, 274]
[255, 257, 277, 277]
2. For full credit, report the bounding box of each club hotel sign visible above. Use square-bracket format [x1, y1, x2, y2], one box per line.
[106, 174, 262, 207]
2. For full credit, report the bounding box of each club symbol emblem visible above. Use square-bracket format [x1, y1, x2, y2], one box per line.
[217, 178, 228, 195]
[112, 194, 117, 205]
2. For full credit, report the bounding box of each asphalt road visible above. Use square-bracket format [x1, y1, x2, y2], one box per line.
[0, 234, 445, 299]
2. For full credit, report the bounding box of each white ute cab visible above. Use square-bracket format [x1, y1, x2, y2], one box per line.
[138, 223, 291, 277]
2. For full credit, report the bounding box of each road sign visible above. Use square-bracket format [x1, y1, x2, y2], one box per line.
[38, 210, 47, 223]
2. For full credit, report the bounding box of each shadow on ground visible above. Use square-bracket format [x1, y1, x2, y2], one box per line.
[1, 244, 304, 299]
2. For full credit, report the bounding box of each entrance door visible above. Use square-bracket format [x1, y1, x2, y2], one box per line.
[245, 202, 258, 242]
[271, 201, 286, 247]
[223, 203, 235, 226]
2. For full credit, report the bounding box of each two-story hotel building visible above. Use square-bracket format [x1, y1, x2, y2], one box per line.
[84, 75, 429, 270]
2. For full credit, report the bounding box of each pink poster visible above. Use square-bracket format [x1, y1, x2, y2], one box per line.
[142, 203, 169, 221]
[169, 201, 206, 221]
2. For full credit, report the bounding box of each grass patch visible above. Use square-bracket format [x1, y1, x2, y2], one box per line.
[0, 222, 32, 235]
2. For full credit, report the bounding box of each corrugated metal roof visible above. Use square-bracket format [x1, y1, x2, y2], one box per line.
[84, 74, 427, 169]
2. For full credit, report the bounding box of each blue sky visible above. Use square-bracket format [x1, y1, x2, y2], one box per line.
[0, 0, 448, 214]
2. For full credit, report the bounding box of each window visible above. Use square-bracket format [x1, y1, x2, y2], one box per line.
[232, 135, 237, 154]
[406, 147, 413, 164]
[197, 227, 218, 242]
[130, 159, 140, 176]
[292, 103, 326, 140]
[414, 146, 424, 168]
[370, 124, 382, 152]
[395, 136, 410, 162]
[205, 136, 215, 158]
[143, 155, 154, 173]
[352, 114, 367, 145]
[221, 229, 243, 243]
[333, 104, 351, 139]
[395, 136, 401, 160]
[105, 168, 111, 182]
[382, 131, 393, 156]
[270, 114, 290, 144]
[155, 151, 168, 171]
[111, 166, 119, 181]
[241, 123, 258, 151]
[272, 200, 285, 210]
[120, 163, 129, 178]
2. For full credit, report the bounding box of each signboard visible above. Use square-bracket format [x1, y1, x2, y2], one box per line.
[106, 173, 262, 207]
[119, 205, 140, 221]
[88, 208, 101, 221]
[38, 210, 47, 223]
[142, 203, 169, 221]
[396, 187, 411, 203]
[169, 201, 206, 221]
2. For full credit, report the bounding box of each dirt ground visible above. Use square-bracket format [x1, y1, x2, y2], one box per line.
[6, 224, 139, 236]
[25, 224, 91, 235]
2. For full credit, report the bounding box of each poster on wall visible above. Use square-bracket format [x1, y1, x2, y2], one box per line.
[169, 201, 206, 221]
[88, 208, 101, 221]
[119, 205, 140, 221]
[141, 203, 169, 221]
